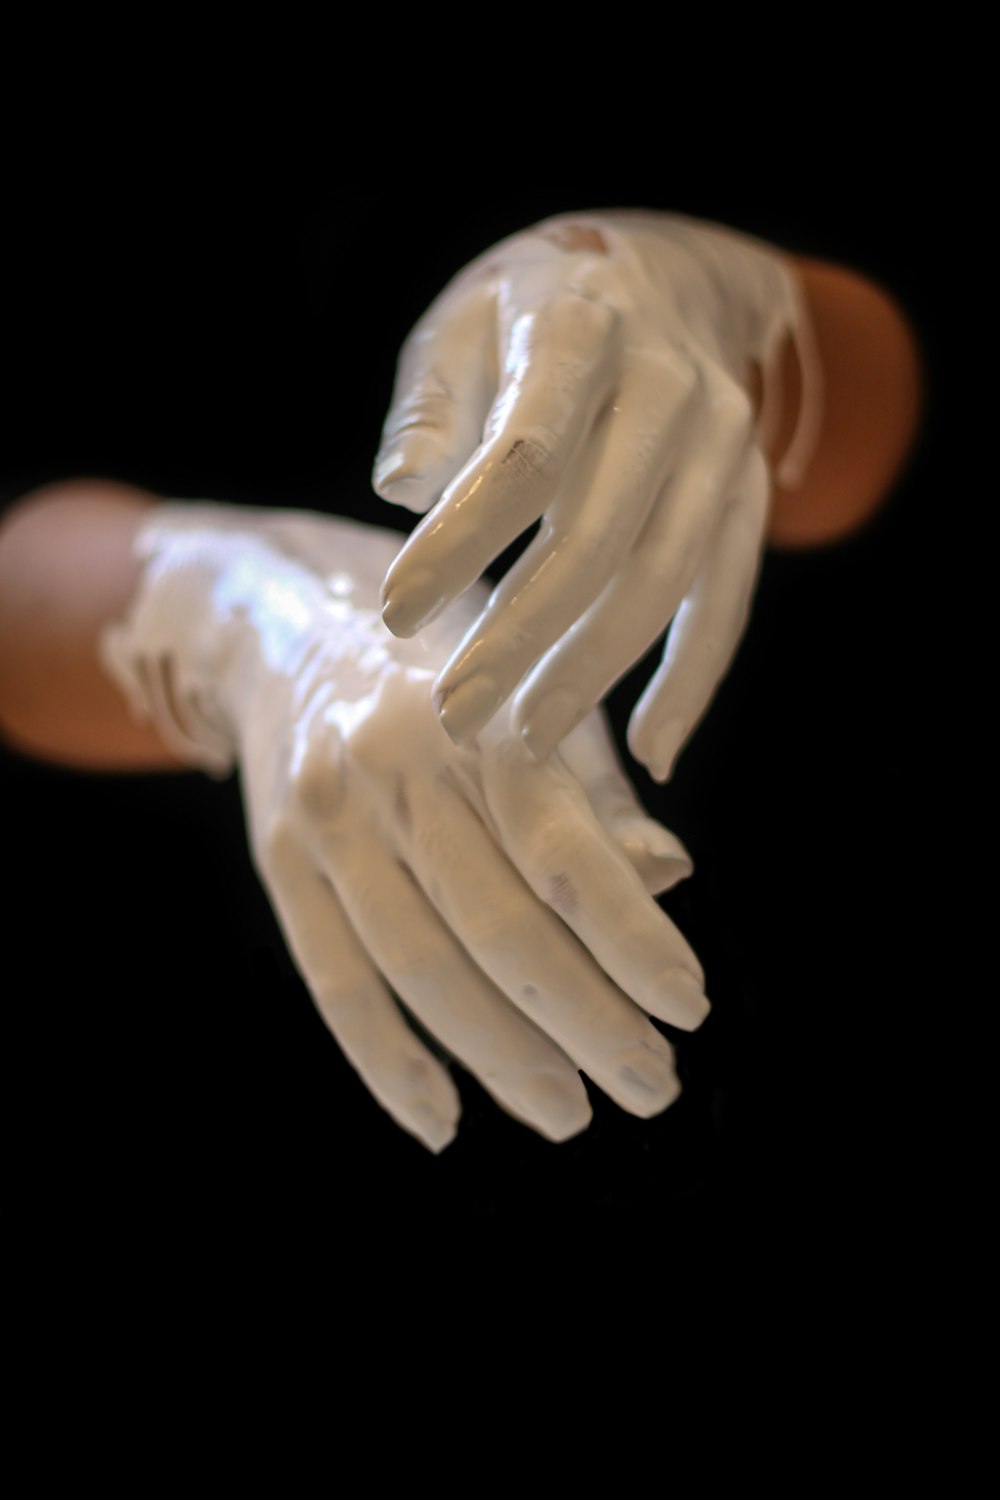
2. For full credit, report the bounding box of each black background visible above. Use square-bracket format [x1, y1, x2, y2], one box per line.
[1, 65, 964, 1264]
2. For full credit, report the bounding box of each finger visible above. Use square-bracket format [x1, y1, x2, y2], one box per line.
[629, 444, 771, 781]
[406, 774, 686, 1118]
[481, 739, 709, 1031]
[373, 282, 497, 514]
[317, 834, 594, 1144]
[428, 354, 697, 746]
[379, 293, 618, 638]
[557, 712, 693, 896]
[514, 368, 754, 760]
[262, 838, 461, 1154]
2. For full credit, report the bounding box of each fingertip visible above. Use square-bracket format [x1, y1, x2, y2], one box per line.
[517, 687, 582, 764]
[372, 451, 406, 490]
[628, 722, 681, 785]
[380, 568, 446, 637]
[419, 1124, 459, 1155]
[635, 747, 672, 784]
[658, 854, 694, 886]
[634, 850, 693, 897]
[372, 453, 438, 513]
[512, 1071, 594, 1144]
[541, 1109, 593, 1144]
[613, 1041, 683, 1117]
[663, 970, 711, 1032]
[408, 1100, 460, 1155]
[376, 478, 434, 514]
[380, 601, 419, 639]
[433, 673, 502, 747]
[633, 819, 692, 864]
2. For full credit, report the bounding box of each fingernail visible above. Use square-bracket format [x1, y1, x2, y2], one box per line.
[379, 477, 433, 511]
[373, 451, 410, 489]
[630, 848, 693, 897]
[644, 858, 692, 888]
[612, 819, 692, 895]
[520, 688, 581, 760]
[615, 1040, 681, 1116]
[645, 722, 686, 783]
[646, 968, 711, 1031]
[408, 1100, 458, 1154]
[381, 569, 443, 637]
[435, 674, 502, 745]
[373, 454, 436, 512]
[641, 821, 692, 866]
[521, 1071, 592, 1142]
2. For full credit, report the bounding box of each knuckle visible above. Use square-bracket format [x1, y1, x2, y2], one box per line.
[564, 524, 618, 574]
[462, 902, 517, 954]
[291, 721, 348, 825]
[522, 814, 578, 880]
[254, 814, 296, 880]
[385, 370, 455, 440]
[386, 934, 442, 988]
[665, 356, 701, 406]
[553, 290, 620, 338]
[704, 365, 755, 439]
[632, 348, 700, 406]
[498, 434, 557, 484]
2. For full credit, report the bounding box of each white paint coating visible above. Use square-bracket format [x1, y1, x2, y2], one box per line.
[101, 505, 708, 1152]
[374, 210, 822, 776]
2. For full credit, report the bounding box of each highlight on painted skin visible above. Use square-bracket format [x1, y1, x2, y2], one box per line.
[101, 504, 710, 1153]
[1, 209, 921, 1159]
[374, 210, 824, 779]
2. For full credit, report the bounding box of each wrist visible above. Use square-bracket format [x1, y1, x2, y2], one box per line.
[532, 209, 824, 490]
[101, 505, 329, 774]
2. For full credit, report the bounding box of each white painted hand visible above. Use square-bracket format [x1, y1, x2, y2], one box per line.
[374, 211, 820, 779]
[102, 507, 709, 1153]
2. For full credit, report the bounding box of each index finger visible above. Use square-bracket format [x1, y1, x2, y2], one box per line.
[373, 280, 496, 515]
[380, 292, 618, 638]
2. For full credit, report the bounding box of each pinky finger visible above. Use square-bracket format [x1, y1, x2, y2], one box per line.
[557, 713, 694, 896]
[264, 843, 461, 1153]
[628, 446, 771, 782]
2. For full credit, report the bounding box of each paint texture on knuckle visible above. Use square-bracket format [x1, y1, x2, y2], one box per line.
[500, 436, 556, 484]
[547, 871, 580, 918]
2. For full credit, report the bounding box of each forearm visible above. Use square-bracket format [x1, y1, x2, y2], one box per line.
[0, 481, 411, 773]
[766, 255, 924, 547]
[0, 479, 184, 770]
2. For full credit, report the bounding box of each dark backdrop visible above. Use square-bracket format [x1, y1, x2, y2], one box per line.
[1, 89, 958, 1259]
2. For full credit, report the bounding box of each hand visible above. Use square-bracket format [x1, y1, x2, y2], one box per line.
[374, 210, 820, 779]
[102, 507, 710, 1153]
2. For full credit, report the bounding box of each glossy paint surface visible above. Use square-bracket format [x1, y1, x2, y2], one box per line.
[102, 505, 709, 1150]
[375, 211, 822, 777]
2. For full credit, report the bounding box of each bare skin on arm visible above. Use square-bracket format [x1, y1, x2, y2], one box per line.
[0, 480, 182, 769]
[0, 484, 711, 1149]
[542, 225, 923, 547]
[0, 239, 921, 778]
[529, 223, 922, 546]
[765, 256, 923, 547]
[0, 214, 923, 1152]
